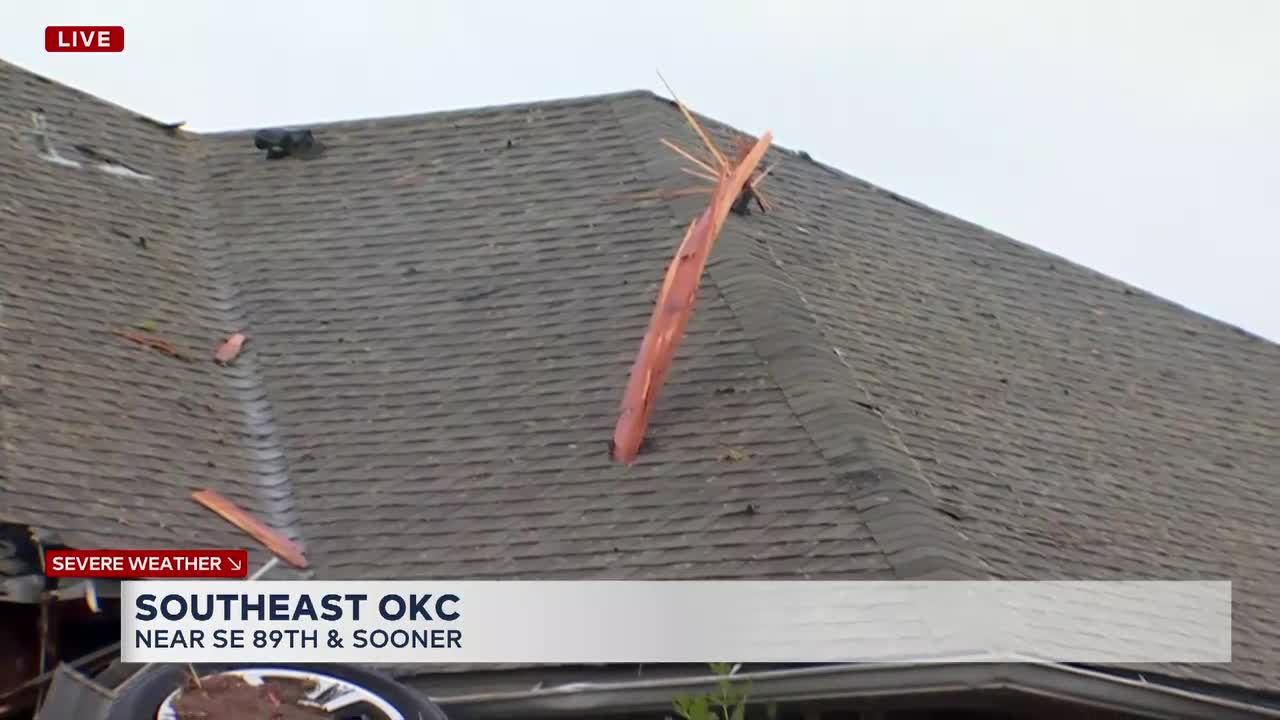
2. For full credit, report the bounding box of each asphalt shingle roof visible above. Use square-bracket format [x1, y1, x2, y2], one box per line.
[2, 59, 1278, 691]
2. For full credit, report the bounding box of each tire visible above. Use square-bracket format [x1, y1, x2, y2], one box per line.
[105, 662, 448, 720]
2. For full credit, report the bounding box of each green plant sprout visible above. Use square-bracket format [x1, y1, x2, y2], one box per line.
[672, 663, 778, 720]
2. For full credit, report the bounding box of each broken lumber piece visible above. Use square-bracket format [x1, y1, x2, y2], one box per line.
[612, 132, 773, 463]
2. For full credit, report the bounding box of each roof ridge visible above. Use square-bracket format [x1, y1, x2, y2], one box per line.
[606, 93, 989, 580]
[196, 90, 662, 136]
[0, 59, 663, 139]
[791, 144, 1278, 349]
[0, 58, 182, 133]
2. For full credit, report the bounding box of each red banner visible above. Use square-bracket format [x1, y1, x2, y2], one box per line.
[45, 26, 125, 53]
[45, 549, 248, 578]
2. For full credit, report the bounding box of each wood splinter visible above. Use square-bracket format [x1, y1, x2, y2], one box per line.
[612, 79, 774, 464]
[113, 329, 185, 360]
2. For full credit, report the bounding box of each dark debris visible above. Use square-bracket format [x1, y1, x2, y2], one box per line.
[254, 128, 323, 160]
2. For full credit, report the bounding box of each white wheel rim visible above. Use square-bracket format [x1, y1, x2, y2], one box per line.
[156, 667, 405, 720]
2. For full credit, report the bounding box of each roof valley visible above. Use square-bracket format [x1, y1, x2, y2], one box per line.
[183, 138, 309, 569]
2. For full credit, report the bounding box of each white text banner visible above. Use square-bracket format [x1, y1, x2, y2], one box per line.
[120, 580, 1231, 664]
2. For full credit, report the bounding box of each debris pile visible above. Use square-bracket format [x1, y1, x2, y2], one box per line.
[171, 674, 326, 720]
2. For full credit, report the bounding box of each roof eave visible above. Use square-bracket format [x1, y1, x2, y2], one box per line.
[429, 660, 1280, 720]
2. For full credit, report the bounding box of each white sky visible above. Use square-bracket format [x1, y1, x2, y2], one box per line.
[4, 0, 1277, 341]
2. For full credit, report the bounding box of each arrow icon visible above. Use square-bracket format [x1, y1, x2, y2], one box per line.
[229, 556, 243, 573]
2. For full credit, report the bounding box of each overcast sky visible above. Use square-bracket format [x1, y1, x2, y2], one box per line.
[4, 1, 1277, 340]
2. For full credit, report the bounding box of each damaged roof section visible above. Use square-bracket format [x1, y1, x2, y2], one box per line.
[0, 60, 303, 564]
[2, 57, 1280, 695]
[25, 110, 154, 180]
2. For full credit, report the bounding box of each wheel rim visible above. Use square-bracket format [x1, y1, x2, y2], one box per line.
[156, 667, 405, 720]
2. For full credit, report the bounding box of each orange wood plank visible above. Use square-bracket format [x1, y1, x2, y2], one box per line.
[192, 489, 309, 568]
[612, 132, 773, 463]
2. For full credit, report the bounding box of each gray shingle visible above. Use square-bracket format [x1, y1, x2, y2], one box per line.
[2, 58, 1277, 690]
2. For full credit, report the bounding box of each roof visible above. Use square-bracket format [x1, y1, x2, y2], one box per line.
[422, 661, 1280, 719]
[2, 58, 1278, 692]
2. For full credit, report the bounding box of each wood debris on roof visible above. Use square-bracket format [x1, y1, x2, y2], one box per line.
[214, 332, 246, 365]
[191, 489, 308, 569]
[112, 328, 185, 361]
[612, 80, 774, 464]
